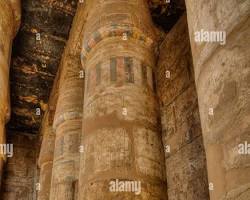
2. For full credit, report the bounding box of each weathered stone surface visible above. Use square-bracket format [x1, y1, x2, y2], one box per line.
[78, 0, 167, 199]
[0, 0, 21, 189]
[38, 162, 53, 200]
[1, 132, 37, 200]
[0, 0, 19, 125]
[185, 0, 250, 199]
[49, 59, 82, 200]
[49, 3, 85, 199]
[166, 137, 208, 200]
[156, 14, 209, 200]
[1, 1, 249, 200]
[37, 112, 55, 200]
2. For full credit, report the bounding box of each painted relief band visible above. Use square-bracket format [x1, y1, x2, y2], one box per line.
[81, 24, 154, 64]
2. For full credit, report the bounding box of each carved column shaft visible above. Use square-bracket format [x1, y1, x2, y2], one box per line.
[185, 0, 250, 199]
[156, 14, 209, 200]
[0, 0, 21, 187]
[38, 113, 55, 200]
[78, 0, 167, 199]
[50, 54, 83, 200]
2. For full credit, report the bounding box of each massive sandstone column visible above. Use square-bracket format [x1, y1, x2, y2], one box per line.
[37, 112, 55, 200]
[156, 14, 209, 200]
[48, 3, 86, 199]
[49, 52, 84, 200]
[0, 0, 21, 185]
[185, 0, 250, 199]
[79, 0, 166, 199]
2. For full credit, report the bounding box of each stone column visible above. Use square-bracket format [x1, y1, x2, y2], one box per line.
[185, 0, 250, 199]
[156, 14, 209, 200]
[49, 53, 83, 200]
[79, 0, 166, 199]
[0, 0, 21, 187]
[37, 113, 55, 200]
